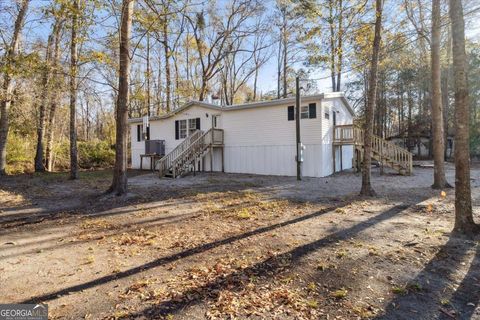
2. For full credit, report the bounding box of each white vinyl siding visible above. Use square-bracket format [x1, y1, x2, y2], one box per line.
[130, 96, 354, 177]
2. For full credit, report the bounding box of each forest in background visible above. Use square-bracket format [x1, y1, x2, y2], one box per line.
[0, 0, 479, 174]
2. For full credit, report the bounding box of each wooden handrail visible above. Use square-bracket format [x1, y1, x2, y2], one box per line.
[334, 124, 413, 174]
[158, 128, 224, 178]
[157, 130, 202, 176]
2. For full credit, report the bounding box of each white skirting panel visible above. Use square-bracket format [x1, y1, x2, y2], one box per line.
[224, 145, 297, 176]
[131, 143, 354, 177]
[131, 148, 143, 169]
[321, 143, 333, 177]
[342, 145, 354, 170]
[224, 144, 335, 178]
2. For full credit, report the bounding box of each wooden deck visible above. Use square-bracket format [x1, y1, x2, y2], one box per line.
[333, 124, 413, 175]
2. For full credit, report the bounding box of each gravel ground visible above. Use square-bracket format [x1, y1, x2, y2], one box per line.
[0, 165, 479, 319]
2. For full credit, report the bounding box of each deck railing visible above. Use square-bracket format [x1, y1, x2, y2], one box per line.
[333, 124, 362, 145]
[158, 128, 224, 178]
[156, 130, 202, 176]
[334, 124, 413, 174]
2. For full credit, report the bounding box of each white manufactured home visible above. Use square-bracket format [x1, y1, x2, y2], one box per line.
[129, 93, 356, 178]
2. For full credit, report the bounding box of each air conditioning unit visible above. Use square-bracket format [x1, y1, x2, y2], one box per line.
[145, 140, 165, 156]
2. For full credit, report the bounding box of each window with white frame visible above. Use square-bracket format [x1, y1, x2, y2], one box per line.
[179, 120, 187, 139]
[188, 119, 197, 135]
[301, 106, 309, 119]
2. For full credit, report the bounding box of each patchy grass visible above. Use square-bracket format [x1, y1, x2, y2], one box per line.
[391, 286, 408, 295]
[331, 289, 348, 299]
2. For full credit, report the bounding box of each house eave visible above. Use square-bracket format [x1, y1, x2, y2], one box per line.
[128, 92, 354, 124]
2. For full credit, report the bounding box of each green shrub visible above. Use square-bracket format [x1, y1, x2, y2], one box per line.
[6, 136, 115, 173]
[78, 140, 115, 169]
[6, 133, 35, 174]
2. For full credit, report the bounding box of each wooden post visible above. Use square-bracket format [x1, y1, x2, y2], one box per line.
[333, 146, 336, 173]
[380, 141, 384, 175]
[295, 77, 301, 181]
[409, 153, 413, 175]
[221, 147, 225, 172]
[340, 145, 343, 171]
[210, 146, 213, 172]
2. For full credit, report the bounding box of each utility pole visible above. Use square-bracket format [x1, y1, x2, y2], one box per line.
[296, 76, 301, 180]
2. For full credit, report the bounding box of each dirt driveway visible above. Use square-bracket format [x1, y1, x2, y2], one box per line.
[0, 166, 479, 319]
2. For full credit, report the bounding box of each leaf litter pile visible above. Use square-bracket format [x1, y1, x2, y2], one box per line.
[1, 169, 479, 319]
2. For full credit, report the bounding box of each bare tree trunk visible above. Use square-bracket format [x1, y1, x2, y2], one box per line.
[156, 46, 162, 114]
[449, 0, 479, 234]
[282, 15, 287, 99]
[146, 32, 151, 117]
[199, 77, 207, 102]
[46, 20, 63, 171]
[35, 25, 58, 172]
[109, 0, 134, 195]
[335, 0, 343, 92]
[163, 15, 171, 112]
[173, 55, 180, 107]
[69, 0, 79, 180]
[253, 66, 258, 101]
[328, 0, 336, 92]
[85, 97, 90, 141]
[360, 0, 382, 197]
[431, 0, 449, 188]
[277, 38, 281, 100]
[0, 0, 30, 175]
[443, 27, 452, 160]
[407, 88, 413, 152]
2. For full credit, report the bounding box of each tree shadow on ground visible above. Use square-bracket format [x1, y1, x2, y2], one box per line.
[0, 172, 273, 232]
[376, 236, 480, 320]
[114, 204, 410, 318]
[20, 201, 355, 304]
[0, 212, 194, 260]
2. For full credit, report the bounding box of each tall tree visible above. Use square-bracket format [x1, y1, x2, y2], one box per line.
[162, 3, 171, 112]
[281, 4, 288, 98]
[360, 0, 383, 196]
[45, 17, 64, 171]
[430, 0, 448, 188]
[69, 0, 80, 179]
[449, 0, 479, 234]
[187, 0, 259, 102]
[35, 20, 61, 172]
[0, 0, 30, 175]
[109, 0, 135, 195]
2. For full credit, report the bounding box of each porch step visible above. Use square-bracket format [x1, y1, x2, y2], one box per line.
[156, 128, 224, 178]
[335, 125, 413, 175]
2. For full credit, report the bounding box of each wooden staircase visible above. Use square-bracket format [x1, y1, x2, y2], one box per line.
[156, 128, 224, 178]
[334, 125, 413, 175]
